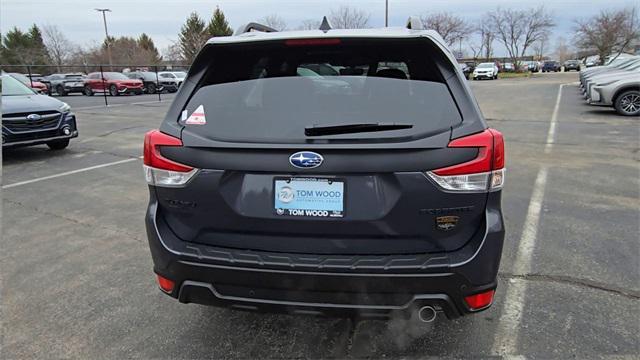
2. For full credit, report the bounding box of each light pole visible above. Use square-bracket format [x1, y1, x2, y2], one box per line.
[95, 8, 113, 70]
[385, 0, 388, 27]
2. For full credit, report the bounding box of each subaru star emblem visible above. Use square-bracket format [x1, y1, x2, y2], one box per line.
[289, 151, 323, 169]
[26, 114, 42, 121]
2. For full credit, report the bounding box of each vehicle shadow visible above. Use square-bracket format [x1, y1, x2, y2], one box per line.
[2, 145, 71, 165]
[161, 305, 488, 359]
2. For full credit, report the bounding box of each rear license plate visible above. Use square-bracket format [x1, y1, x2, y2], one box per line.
[274, 177, 344, 218]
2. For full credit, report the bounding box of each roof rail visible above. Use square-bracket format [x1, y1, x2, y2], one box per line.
[234, 22, 278, 36]
[406, 16, 423, 30]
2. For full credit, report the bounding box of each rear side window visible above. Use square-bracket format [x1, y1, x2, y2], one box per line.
[184, 38, 462, 143]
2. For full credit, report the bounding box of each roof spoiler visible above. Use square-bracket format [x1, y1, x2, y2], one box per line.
[406, 16, 423, 30]
[234, 22, 278, 35]
[319, 16, 332, 32]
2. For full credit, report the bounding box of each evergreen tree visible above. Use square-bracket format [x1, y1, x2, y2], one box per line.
[205, 7, 233, 37]
[178, 12, 207, 64]
[137, 33, 162, 63]
[0, 25, 50, 71]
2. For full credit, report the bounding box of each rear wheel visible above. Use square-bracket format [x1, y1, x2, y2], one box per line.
[614, 90, 640, 116]
[56, 85, 67, 96]
[147, 83, 157, 94]
[83, 85, 94, 96]
[47, 139, 70, 150]
[109, 84, 119, 96]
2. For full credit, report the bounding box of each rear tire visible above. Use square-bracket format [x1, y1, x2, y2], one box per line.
[109, 84, 119, 96]
[614, 90, 640, 116]
[147, 83, 156, 94]
[56, 85, 67, 96]
[47, 139, 70, 150]
[84, 86, 94, 96]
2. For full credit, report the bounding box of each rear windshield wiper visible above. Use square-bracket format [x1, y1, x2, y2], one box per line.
[304, 123, 413, 136]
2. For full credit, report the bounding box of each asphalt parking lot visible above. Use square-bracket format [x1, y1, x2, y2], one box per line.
[2, 73, 638, 358]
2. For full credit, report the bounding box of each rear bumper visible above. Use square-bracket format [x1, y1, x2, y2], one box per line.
[145, 191, 505, 319]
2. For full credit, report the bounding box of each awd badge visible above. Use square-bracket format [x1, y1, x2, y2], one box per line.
[436, 215, 459, 231]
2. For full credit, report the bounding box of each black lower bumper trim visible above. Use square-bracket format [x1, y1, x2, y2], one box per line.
[177, 279, 461, 319]
[3, 132, 78, 148]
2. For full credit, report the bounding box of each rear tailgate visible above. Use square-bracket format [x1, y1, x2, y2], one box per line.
[153, 36, 489, 255]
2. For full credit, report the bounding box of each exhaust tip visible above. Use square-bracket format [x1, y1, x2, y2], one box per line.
[418, 306, 437, 323]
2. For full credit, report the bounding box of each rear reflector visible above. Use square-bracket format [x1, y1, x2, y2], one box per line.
[464, 289, 495, 310]
[156, 274, 175, 293]
[143, 130, 199, 187]
[285, 38, 341, 46]
[426, 129, 505, 192]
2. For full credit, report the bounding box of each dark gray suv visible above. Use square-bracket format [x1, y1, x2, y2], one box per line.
[143, 25, 506, 321]
[2, 74, 78, 149]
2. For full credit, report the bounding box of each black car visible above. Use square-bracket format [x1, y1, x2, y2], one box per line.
[43, 73, 86, 96]
[143, 28, 506, 321]
[124, 71, 163, 94]
[542, 60, 561, 72]
[563, 60, 581, 72]
[2, 73, 78, 150]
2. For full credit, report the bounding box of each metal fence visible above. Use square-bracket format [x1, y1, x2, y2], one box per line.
[1, 64, 190, 106]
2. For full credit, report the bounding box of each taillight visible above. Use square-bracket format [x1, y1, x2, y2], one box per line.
[464, 289, 495, 310]
[426, 129, 505, 192]
[143, 130, 198, 187]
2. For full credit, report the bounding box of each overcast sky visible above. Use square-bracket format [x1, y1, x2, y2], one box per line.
[1, 0, 635, 56]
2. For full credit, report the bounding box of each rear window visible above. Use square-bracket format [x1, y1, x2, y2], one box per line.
[184, 38, 462, 143]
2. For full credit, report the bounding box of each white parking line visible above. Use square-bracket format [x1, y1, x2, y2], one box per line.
[73, 103, 126, 111]
[492, 83, 566, 356]
[72, 99, 167, 111]
[544, 84, 565, 154]
[2, 158, 140, 189]
[491, 167, 548, 355]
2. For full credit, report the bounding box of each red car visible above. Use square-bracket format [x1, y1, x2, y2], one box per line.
[9, 73, 48, 93]
[83, 72, 143, 96]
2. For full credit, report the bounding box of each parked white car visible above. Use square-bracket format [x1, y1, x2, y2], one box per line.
[587, 73, 640, 116]
[472, 62, 499, 80]
[157, 71, 186, 92]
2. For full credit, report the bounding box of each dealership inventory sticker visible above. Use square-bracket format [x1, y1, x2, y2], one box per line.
[185, 105, 206, 125]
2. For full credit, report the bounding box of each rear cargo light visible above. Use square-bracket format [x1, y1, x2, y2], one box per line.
[143, 130, 198, 187]
[285, 38, 341, 46]
[156, 274, 175, 293]
[426, 129, 505, 192]
[464, 289, 495, 310]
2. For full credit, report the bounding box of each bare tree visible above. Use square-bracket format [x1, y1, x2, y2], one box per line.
[574, 7, 639, 64]
[297, 19, 321, 30]
[467, 41, 483, 60]
[555, 36, 572, 62]
[478, 17, 495, 60]
[42, 24, 74, 72]
[420, 12, 473, 46]
[329, 6, 370, 29]
[162, 42, 184, 64]
[488, 6, 555, 70]
[260, 14, 287, 31]
[532, 36, 548, 60]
